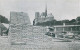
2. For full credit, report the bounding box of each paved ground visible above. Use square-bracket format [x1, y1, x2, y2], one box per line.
[0, 36, 80, 50]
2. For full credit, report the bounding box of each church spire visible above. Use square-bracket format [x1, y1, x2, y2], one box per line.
[45, 3, 47, 17]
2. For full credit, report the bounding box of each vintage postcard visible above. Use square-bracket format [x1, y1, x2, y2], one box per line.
[0, 0, 80, 50]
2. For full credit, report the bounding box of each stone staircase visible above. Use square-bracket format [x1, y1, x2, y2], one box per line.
[9, 24, 52, 45]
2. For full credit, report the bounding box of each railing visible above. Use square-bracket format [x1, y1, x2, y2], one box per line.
[53, 31, 80, 33]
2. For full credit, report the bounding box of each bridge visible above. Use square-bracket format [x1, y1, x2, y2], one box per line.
[54, 25, 80, 33]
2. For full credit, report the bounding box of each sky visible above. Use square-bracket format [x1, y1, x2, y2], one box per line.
[0, 0, 80, 24]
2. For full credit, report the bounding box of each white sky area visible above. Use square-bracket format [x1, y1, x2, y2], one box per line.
[0, 0, 80, 25]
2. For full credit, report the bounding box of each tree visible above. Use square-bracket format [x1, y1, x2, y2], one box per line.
[76, 16, 80, 22]
[62, 20, 69, 23]
[0, 15, 9, 23]
[69, 19, 76, 23]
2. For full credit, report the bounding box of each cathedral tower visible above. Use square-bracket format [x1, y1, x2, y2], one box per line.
[45, 3, 47, 17]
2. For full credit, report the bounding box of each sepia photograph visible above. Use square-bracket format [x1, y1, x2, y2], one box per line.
[0, 0, 80, 50]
